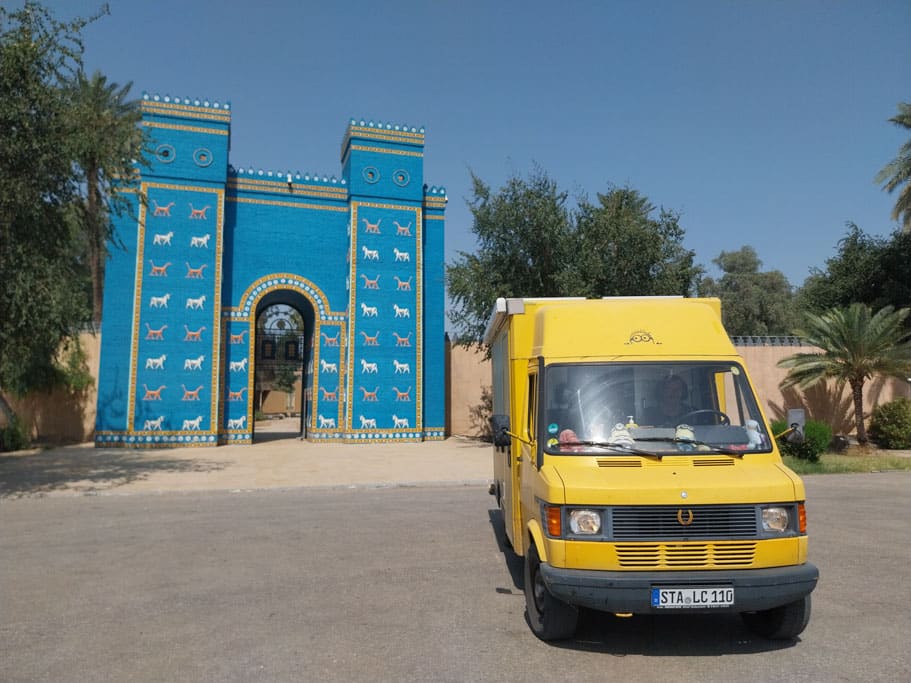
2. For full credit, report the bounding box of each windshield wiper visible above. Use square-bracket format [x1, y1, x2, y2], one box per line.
[634, 437, 744, 457]
[570, 440, 662, 457]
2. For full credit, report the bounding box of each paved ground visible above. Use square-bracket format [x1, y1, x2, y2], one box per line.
[0, 419, 491, 498]
[3, 476, 910, 682]
[2, 418, 909, 499]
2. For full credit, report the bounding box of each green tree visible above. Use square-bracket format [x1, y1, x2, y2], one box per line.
[0, 3, 96, 425]
[875, 101, 911, 232]
[447, 169, 573, 343]
[68, 69, 145, 324]
[778, 304, 911, 444]
[797, 224, 911, 320]
[560, 186, 699, 299]
[446, 173, 700, 344]
[698, 246, 797, 336]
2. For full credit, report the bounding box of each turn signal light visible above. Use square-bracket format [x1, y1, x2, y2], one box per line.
[798, 502, 807, 534]
[545, 505, 562, 537]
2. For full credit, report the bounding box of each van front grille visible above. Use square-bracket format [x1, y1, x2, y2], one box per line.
[610, 505, 758, 540]
[615, 542, 757, 569]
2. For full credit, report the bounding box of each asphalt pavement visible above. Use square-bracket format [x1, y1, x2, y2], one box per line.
[3, 476, 910, 682]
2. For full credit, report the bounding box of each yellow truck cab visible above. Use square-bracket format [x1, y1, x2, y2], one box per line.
[485, 297, 818, 641]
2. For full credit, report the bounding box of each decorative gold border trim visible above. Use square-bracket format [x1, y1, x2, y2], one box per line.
[228, 176, 346, 193]
[230, 181, 347, 200]
[349, 144, 423, 158]
[347, 125, 424, 141]
[231, 180, 346, 195]
[235, 273, 341, 317]
[226, 196, 348, 212]
[142, 121, 228, 136]
[94, 435, 222, 448]
[126, 182, 225, 434]
[141, 101, 231, 121]
[301, 435, 425, 445]
[125, 193, 148, 429]
[346, 201, 423, 433]
[235, 274, 346, 434]
[310, 322, 346, 433]
[219, 317, 251, 435]
[341, 129, 424, 157]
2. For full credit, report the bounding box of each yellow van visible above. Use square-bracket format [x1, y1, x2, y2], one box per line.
[486, 297, 818, 641]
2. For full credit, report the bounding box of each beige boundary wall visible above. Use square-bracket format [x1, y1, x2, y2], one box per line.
[446, 341, 909, 439]
[3, 332, 908, 444]
[3, 331, 101, 444]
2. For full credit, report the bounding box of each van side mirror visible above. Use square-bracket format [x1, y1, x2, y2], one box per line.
[490, 414, 511, 448]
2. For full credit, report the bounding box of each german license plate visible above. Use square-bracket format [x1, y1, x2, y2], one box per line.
[651, 586, 734, 609]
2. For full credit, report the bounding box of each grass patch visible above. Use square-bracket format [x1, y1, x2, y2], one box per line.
[783, 448, 911, 474]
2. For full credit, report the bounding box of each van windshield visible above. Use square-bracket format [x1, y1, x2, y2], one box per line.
[542, 361, 772, 455]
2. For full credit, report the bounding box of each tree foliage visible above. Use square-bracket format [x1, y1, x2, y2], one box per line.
[68, 69, 146, 324]
[0, 2, 94, 418]
[778, 304, 911, 444]
[797, 223, 911, 319]
[697, 246, 797, 336]
[0, 3, 137, 436]
[447, 169, 573, 343]
[875, 101, 911, 231]
[560, 187, 700, 298]
[446, 171, 700, 343]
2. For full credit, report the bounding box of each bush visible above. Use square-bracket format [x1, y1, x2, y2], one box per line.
[0, 416, 30, 452]
[770, 418, 831, 463]
[869, 398, 911, 449]
[802, 420, 833, 457]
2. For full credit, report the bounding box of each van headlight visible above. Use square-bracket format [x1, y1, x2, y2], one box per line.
[569, 509, 601, 535]
[761, 506, 790, 532]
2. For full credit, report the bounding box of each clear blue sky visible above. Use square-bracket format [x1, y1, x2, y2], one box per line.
[38, 0, 910, 289]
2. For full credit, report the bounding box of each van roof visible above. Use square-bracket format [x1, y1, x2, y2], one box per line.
[485, 297, 736, 358]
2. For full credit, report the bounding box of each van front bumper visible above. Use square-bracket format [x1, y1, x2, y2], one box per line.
[539, 562, 818, 613]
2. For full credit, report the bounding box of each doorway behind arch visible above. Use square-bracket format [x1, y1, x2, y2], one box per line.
[252, 290, 315, 443]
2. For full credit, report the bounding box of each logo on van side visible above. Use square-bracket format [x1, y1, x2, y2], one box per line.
[625, 329, 661, 345]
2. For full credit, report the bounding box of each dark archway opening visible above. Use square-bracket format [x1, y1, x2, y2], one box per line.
[252, 290, 315, 443]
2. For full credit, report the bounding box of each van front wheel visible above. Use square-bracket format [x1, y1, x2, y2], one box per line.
[741, 595, 811, 639]
[524, 543, 578, 641]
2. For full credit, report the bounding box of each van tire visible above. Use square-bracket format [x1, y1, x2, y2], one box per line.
[741, 595, 811, 639]
[524, 543, 578, 641]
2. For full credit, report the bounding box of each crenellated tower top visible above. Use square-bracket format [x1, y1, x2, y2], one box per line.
[141, 92, 232, 123]
[340, 118, 425, 163]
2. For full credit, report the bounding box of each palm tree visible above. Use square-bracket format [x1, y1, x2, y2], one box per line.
[778, 304, 911, 444]
[69, 70, 146, 324]
[875, 101, 911, 232]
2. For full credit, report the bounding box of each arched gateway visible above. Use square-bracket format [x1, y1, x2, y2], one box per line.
[95, 94, 446, 447]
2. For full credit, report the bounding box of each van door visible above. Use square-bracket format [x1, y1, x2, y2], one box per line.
[513, 365, 539, 555]
[490, 332, 519, 547]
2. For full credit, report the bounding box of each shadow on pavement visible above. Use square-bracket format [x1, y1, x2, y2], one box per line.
[252, 417, 303, 444]
[253, 429, 303, 443]
[488, 507, 524, 591]
[562, 609, 798, 655]
[0, 448, 227, 499]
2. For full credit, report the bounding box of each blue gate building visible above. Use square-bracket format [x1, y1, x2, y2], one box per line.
[95, 93, 446, 447]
